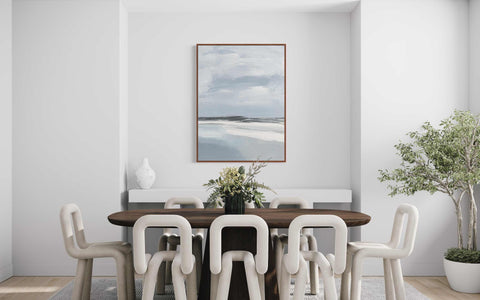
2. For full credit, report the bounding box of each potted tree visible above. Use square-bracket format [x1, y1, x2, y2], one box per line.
[379, 110, 480, 293]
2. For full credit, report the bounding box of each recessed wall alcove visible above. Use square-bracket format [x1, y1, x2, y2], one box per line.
[125, 1, 361, 254]
[127, 11, 356, 191]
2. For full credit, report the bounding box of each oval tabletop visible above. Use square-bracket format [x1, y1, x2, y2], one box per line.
[108, 208, 371, 228]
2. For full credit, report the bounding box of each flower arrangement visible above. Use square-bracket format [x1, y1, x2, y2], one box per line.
[204, 161, 274, 211]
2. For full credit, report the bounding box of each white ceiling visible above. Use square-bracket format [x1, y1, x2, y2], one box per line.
[124, 0, 359, 13]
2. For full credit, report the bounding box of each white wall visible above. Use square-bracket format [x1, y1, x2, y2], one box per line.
[358, 0, 469, 275]
[119, 1, 129, 216]
[13, 0, 128, 276]
[471, 0, 480, 113]
[0, 0, 13, 283]
[128, 13, 351, 190]
[350, 3, 361, 241]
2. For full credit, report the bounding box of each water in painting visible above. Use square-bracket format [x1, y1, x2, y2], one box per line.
[197, 45, 285, 161]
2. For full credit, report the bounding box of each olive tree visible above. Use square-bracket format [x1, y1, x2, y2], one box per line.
[379, 110, 479, 250]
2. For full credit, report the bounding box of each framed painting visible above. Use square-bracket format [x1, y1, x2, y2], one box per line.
[196, 44, 286, 162]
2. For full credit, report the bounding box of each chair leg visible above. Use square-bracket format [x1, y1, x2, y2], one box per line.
[307, 235, 320, 295]
[279, 259, 291, 300]
[165, 242, 177, 285]
[115, 255, 128, 300]
[156, 235, 168, 294]
[274, 236, 284, 288]
[142, 262, 159, 300]
[383, 258, 394, 300]
[210, 273, 219, 300]
[72, 259, 87, 300]
[292, 256, 308, 300]
[193, 236, 203, 290]
[317, 260, 336, 300]
[258, 274, 265, 300]
[143, 252, 174, 300]
[243, 254, 262, 300]
[350, 255, 363, 300]
[322, 272, 337, 300]
[186, 260, 198, 300]
[391, 259, 406, 300]
[172, 257, 187, 300]
[126, 252, 136, 300]
[216, 253, 234, 300]
[340, 251, 352, 300]
[81, 259, 93, 300]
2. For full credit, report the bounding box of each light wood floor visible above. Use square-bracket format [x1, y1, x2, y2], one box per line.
[0, 276, 479, 300]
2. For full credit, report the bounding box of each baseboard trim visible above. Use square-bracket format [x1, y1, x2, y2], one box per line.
[0, 264, 13, 283]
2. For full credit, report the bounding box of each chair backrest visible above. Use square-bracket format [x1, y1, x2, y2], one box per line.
[60, 203, 89, 259]
[164, 197, 204, 235]
[270, 197, 309, 209]
[133, 215, 194, 275]
[210, 215, 269, 275]
[386, 203, 419, 256]
[283, 215, 347, 275]
[270, 197, 310, 236]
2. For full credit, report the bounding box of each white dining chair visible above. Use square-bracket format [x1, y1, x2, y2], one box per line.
[60, 203, 135, 300]
[280, 215, 347, 300]
[157, 197, 204, 294]
[340, 203, 419, 300]
[270, 197, 320, 295]
[134, 215, 197, 300]
[210, 215, 269, 300]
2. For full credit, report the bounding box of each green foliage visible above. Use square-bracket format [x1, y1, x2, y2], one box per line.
[378, 110, 480, 197]
[445, 248, 480, 264]
[203, 161, 275, 208]
[378, 110, 480, 250]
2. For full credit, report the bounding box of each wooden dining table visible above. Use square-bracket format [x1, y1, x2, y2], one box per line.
[108, 208, 371, 300]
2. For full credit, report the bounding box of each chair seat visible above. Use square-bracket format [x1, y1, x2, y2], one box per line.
[348, 242, 390, 252]
[80, 242, 132, 259]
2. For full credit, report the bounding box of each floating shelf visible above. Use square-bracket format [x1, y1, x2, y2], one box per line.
[128, 188, 351, 206]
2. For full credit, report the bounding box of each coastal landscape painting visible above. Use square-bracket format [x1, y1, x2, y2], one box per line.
[196, 44, 286, 162]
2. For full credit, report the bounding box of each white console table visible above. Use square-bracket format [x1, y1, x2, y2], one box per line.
[128, 188, 351, 207]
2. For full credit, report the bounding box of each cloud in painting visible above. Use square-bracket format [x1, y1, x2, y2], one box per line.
[198, 45, 285, 118]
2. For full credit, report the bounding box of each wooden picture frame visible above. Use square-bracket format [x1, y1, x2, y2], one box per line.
[196, 44, 286, 162]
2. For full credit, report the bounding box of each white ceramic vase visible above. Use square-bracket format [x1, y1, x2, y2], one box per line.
[135, 158, 156, 189]
[444, 257, 480, 293]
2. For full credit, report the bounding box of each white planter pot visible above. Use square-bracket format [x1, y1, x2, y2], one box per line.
[444, 258, 480, 293]
[135, 158, 156, 189]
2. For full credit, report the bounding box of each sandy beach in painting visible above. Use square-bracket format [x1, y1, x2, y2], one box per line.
[198, 116, 285, 161]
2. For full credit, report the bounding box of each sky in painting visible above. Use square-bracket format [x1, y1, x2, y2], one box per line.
[198, 45, 285, 118]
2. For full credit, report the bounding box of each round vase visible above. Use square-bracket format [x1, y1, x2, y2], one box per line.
[135, 158, 156, 189]
[444, 257, 480, 293]
[224, 194, 245, 214]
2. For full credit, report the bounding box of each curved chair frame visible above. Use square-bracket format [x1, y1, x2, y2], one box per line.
[270, 197, 320, 294]
[280, 215, 347, 300]
[60, 204, 135, 300]
[158, 197, 204, 294]
[340, 203, 419, 300]
[134, 215, 197, 300]
[209, 215, 269, 300]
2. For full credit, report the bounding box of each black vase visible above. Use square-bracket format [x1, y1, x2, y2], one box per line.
[224, 194, 245, 214]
